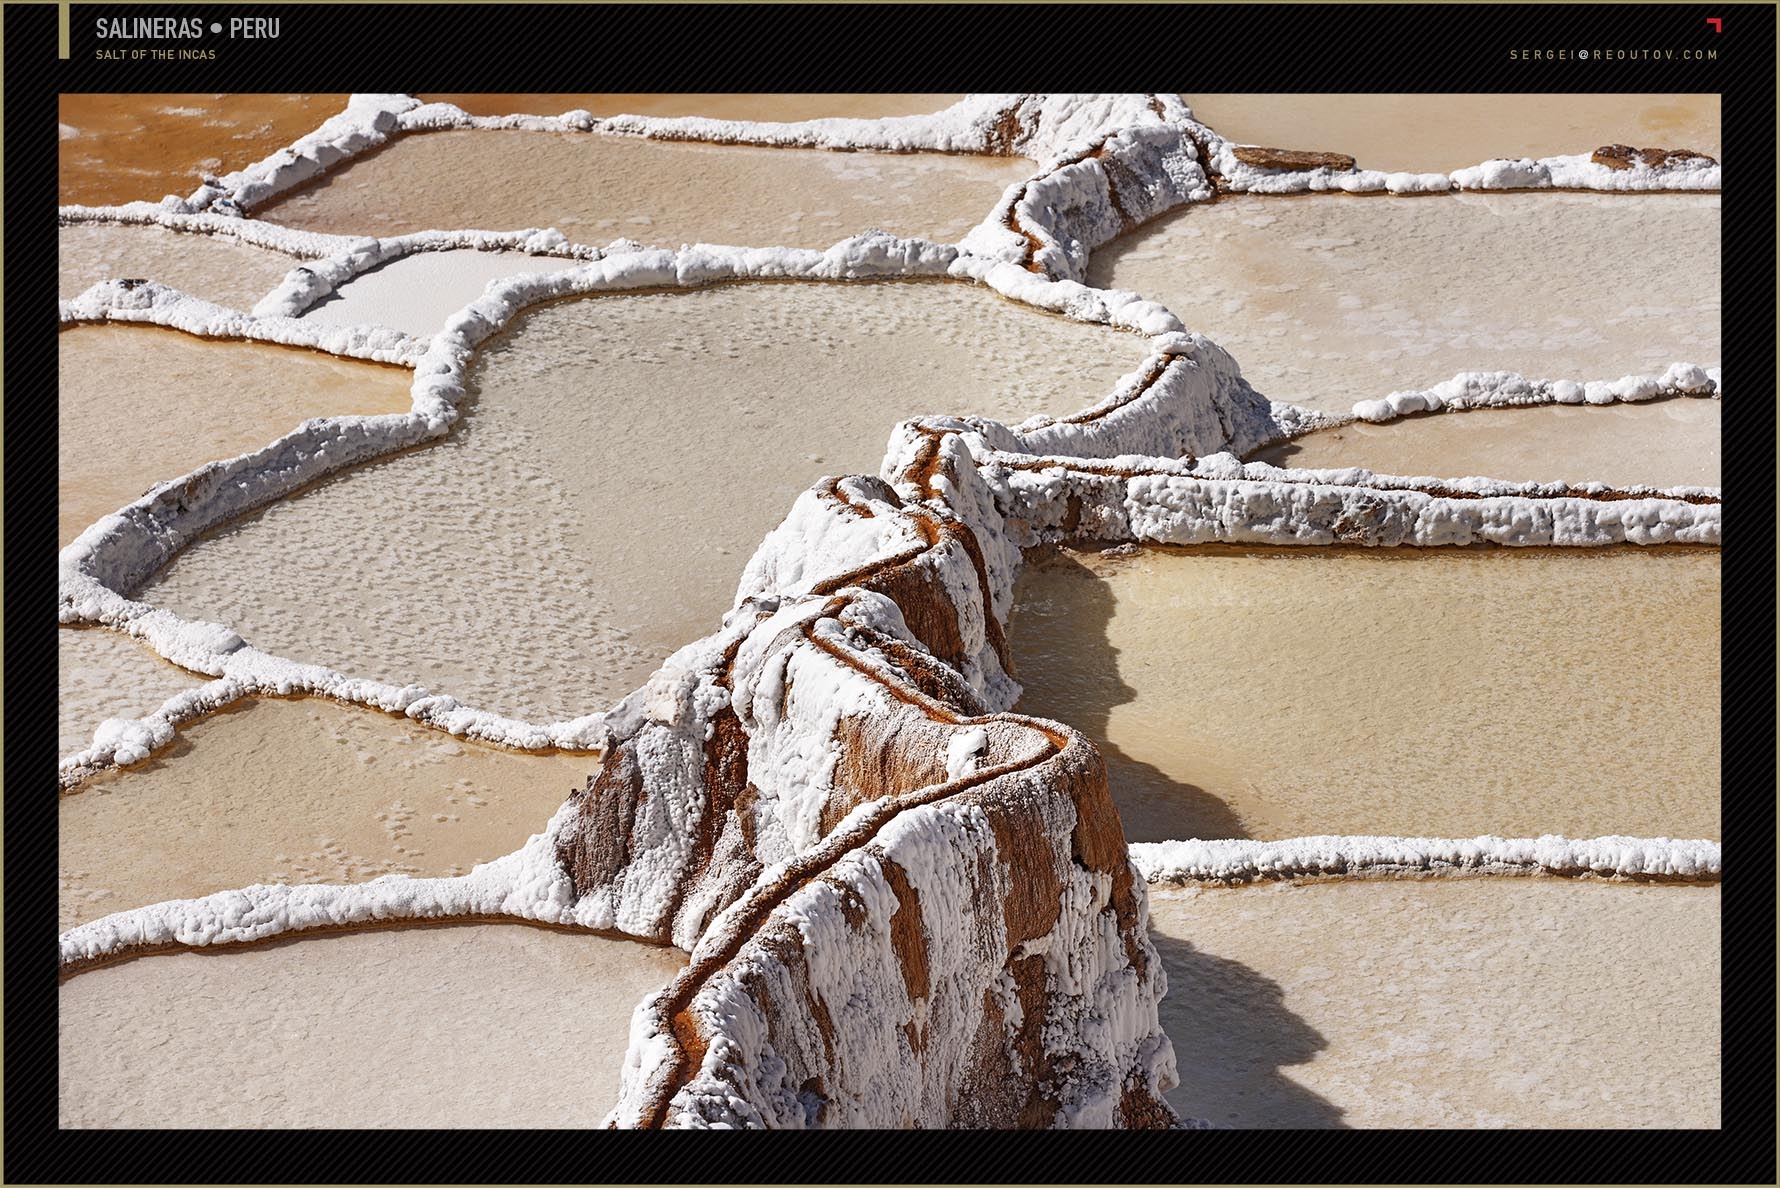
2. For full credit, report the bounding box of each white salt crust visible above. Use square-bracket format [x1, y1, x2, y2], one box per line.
[56, 93, 1723, 1129]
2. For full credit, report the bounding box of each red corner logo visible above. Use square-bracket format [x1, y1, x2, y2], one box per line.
[1706, 17, 1722, 31]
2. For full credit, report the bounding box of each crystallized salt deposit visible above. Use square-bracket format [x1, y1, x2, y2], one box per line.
[1086, 192, 1720, 411]
[141, 281, 1144, 722]
[1009, 545, 1720, 843]
[58, 627, 206, 758]
[419, 94, 969, 121]
[1148, 879, 1719, 1127]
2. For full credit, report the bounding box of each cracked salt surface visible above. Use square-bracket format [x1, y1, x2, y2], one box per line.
[254, 128, 1034, 247]
[58, 924, 687, 1127]
[1251, 398, 1721, 489]
[143, 282, 1141, 721]
[58, 325, 413, 547]
[1088, 192, 1719, 411]
[59, 223, 298, 307]
[1150, 879, 1719, 1128]
[58, 93, 351, 206]
[1009, 545, 1719, 843]
[59, 627, 206, 757]
[1182, 93, 1721, 173]
[419, 93, 967, 121]
[60, 697, 593, 931]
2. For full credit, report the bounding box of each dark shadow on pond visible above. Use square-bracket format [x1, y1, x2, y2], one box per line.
[1151, 929, 1347, 1129]
[1007, 549, 1248, 843]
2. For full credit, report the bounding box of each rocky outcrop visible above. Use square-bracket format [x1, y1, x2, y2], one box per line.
[1591, 143, 1717, 171]
[1230, 145, 1357, 172]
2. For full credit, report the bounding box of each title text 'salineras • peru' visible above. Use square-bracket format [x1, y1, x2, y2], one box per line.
[57, 91, 1720, 1129]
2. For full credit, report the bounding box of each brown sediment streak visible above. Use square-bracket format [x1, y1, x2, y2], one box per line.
[996, 453, 1723, 506]
[999, 127, 1125, 274]
[1056, 353, 1176, 426]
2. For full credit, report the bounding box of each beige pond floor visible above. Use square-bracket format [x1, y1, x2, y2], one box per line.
[60, 696, 592, 931]
[58, 923, 686, 1127]
[59, 627, 207, 757]
[1009, 545, 1720, 843]
[58, 93, 350, 207]
[59, 222, 300, 308]
[254, 129, 1032, 247]
[58, 326, 414, 547]
[144, 281, 1144, 722]
[1150, 879, 1720, 1128]
[1182, 93, 1721, 172]
[297, 249, 579, 337]
[1251, 399, 1721, 489]
[420, 94, 965, 120]
[1087, 191, 1719, 413]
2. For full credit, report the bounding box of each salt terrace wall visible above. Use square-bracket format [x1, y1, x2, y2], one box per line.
[55, 93, 1723, 1128]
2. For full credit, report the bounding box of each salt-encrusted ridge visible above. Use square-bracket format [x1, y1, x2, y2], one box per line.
[1350, 363, 1721, 424]
[1132, 835, 1722, 883]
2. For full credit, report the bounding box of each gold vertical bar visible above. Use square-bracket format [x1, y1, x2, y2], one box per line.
[59, 0, 71, 59]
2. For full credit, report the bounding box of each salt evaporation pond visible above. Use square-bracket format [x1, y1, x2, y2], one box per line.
[420, 94, 965, 120]
[58, 326, 414, 547]
[1182, 93, 1721, 172]
[297, 249, 579, 337]
[143, 282, 1143, 722]
[1009, 545, 1720, 843]
[58, 93, 351, 207]
[1087, 192, 1719, 412]
[255, 129, 1034, 247]
[1149, 879, 1720, 1128]
[60, 697, 592, 931]
[59, 223, 299, 308]
[59, 628, 206, 757]
[58, 924, 686, 1127]
[1250, 399, 1721, 489]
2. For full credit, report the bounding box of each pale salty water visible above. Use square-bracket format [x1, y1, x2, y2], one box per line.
[58, 924, 686, 1127]
[255, 129, 1034, 248]
[297, 249, 582, 337]
[60, 696, 593, 930]
[142, 281, 1145, 721]
[59, 222, 299, 309]
[1251, 399, 1721, 489]
[1182, 93, 1721, 172]
[1010, 545, 1720, 843]
[57, 326, 413, 547]
[1088, 192, 1720, 412]
[58, 627, 206, 758]
[1149, 879, 1720, 1128]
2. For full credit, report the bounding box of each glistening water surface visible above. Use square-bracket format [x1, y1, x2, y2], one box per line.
[1010, 545, 1720, 842]
[144, 281, 1144, 721]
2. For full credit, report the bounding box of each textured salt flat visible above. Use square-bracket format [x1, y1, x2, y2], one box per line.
[58, 93, 351, 206]
[58, 924, 686, 1127]
[255, 129, 1034, 246]
[1251, 399, 1721, 488]
[419, 93, 966, 120]
[58, 326, 414, 546]
[144, 282, 1142, 721]
[1009, 546, 1720, 843]
[1088, 192, 1719, 411]
[1183, 93, 1721, 172]
[297, 249, 583, 337]
[59, 223, 298, 308]
[1150, 879, 1720, 1128]
[58, 627, 206, 758]
[60, 697, 593, 930]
